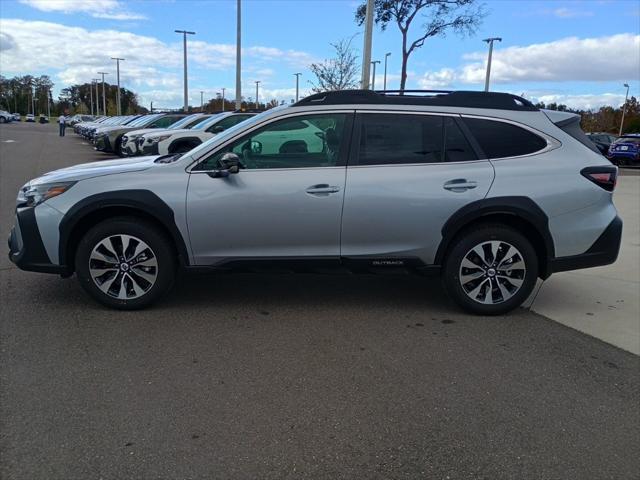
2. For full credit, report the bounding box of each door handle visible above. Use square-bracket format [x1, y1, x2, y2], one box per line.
[443, 179, 478, 192]
[306, 184, 341, 195]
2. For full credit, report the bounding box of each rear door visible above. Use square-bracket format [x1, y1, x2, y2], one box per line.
[340, 112, 494, 265]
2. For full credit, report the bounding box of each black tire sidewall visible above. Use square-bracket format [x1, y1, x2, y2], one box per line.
[75, 218, 176, 310]
[443, 225, 538, 316]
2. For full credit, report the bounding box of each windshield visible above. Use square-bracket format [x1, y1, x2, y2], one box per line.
[185, 107, 287, 159]
[191, 113, 224, 130]
[615, 136, 640, 145]
[129, 114, 161, 127]
[168, 114, 204, 130]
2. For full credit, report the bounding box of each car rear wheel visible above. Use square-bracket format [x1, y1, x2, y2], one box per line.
[442, 224, 538, 315]
[75, 217, 176, 310]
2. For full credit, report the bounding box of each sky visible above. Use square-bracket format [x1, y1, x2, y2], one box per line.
[0, 0, 638, 110]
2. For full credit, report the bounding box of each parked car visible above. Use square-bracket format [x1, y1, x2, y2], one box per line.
[8, 90, 622, 314]
[0, 110, 13, 123]
[132, 112, 255, 156]
[94, 113, 185, 156]
[39, 114, 49, 124]
[25, 113, 35, 122]
[120, 113, 211, 156]
[586, 132, 617, 156]
[12, 113, 21, 121]
[68, 114, 95, 126]
[83, 115, 139, 140]
[607, 134, 640, 166]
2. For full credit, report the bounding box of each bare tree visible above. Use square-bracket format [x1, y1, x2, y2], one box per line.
[309, 37, 360, 93]
[356, 0, 485, 92]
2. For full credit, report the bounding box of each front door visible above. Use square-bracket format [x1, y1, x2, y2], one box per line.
[186, 112, 353, 266]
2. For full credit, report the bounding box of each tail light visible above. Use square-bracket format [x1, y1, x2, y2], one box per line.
[581, 166, 617, 192]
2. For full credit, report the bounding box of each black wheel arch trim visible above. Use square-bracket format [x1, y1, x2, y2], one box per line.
[435, 196, 556, 278]
[58, 190, 190, 269]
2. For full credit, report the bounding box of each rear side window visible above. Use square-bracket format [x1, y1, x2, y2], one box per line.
[463, 118, 547, 159]
[356, 114, 477, 165]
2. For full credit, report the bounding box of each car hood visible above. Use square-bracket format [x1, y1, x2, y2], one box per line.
[145, 128, 190, 138]
[29, 156, 160, 185]
[125, 128, 161, 137]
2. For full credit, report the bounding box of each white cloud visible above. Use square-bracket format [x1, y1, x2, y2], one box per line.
[0, 19, 316, 108]
[418, 34, 640, 88]
[549, 7, 594, 18]
[19, 0, 146, 20]
[531, 93, 626, 110]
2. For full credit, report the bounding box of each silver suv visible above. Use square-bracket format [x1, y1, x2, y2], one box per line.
[8, 90, 622, 314]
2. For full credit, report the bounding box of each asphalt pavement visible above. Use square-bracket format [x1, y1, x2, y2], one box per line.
[1, 122, 639, 480]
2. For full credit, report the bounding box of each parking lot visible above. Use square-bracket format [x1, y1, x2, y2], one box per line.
[1, 122, 639, 479]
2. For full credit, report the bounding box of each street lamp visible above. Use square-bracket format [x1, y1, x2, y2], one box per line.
[89, 79, 94, 115]
[619, 83, 630, 136]
[483, 37, 502, 92]
[371, 60, 381, 90]
[97, 72, 109, 115]
[175, 29, 196, 112]
[221, 87, 226, 112]
[235, 0, 242, 110]
[255, 81, 261, 110]
[294, 73, 302, 102]
[383, 52, 391, 91]
[93, 79, 100, 115]
[200, 90, 204, 111]
[111, 57, 125, 115]
[360, 0, 374, 89]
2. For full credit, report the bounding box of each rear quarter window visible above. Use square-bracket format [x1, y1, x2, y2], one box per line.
[463, 118, 548, 159]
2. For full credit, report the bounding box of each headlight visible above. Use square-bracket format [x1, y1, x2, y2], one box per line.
[17, 182, 76, 208]
[148, 135, 172, 144]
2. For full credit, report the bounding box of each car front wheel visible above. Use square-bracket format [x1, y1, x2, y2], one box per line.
[442, 224, 538, 315]
[75, 217, 176, 309]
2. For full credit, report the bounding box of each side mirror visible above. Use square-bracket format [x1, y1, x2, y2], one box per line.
[208, 152, 241, 178]
[211, 125, 225, 134]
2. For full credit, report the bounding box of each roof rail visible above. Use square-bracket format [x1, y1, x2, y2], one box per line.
[294, 89, 538, 111]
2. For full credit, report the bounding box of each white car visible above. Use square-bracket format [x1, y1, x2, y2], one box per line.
[0, 110, 13, 123]
[25, 113, 36, 122]
[136, 112, 255, 156]
[12, 113, 21, 121]
[120, 113, 210, 156]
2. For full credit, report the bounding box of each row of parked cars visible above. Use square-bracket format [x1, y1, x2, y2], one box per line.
[586, 132, 640, 166]
[74, 111, 256, 157]
[0, 110, 46, 123]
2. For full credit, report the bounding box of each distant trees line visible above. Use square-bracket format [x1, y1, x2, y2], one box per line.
[535, 97, 640, 134]
[0, 74, 147, 116]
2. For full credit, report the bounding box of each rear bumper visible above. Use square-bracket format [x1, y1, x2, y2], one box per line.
[8, 208, 70, 275]
[550, 216, 622, 273]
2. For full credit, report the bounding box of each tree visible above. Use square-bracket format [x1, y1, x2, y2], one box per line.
[309, 37, 360, 93]
[356, 0, 485, 92]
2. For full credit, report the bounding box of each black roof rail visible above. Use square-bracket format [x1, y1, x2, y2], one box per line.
[294, 89, 538, 111]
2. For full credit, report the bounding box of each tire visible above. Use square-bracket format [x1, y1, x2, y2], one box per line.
[75, 217, 176, 310]
[442, 224, 538, 316]
[114, 136, 125, 157]
[0, 117, 6, 123]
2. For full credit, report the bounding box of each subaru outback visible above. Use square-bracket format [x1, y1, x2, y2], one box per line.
[8, 90, 622, 315]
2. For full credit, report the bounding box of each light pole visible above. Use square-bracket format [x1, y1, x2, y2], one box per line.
[235, 0, 242, 110]
[619, 83, 630, 136]
[175, 29, 195, 113]
[200, 91, 204, 111]
[47, 89, 51, 118]
[221, 87, 226, 112]
[97, 72, 108, 115]
[371, 60, 381, 90]
[483, 37, 502, 92]
[93, 79, 100, 115]
[89, 80, 94, 115]
[294, 73, 302, 102]
[360, 0, 374, 89]
[383, 52, 391, 91]
[255, 81, 260, 110]
[111, 57, 125, 115]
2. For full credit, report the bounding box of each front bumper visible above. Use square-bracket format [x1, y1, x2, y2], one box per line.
[8, 208, 69, 275]
[121, 137, 139, 156]
[551, 216, 623, 273]
[94, 134, 112, 152]
[139, 141, 160, 156]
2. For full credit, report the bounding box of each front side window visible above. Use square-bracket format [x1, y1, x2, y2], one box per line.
[196, 113, 348, 170]
[356, 114, 477, 165]
[152, 116, 183, 128]
[463, 117, 548, 159]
